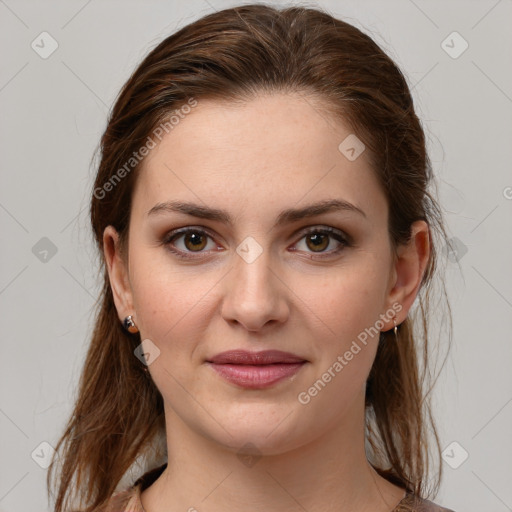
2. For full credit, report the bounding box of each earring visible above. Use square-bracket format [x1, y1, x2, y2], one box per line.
[393, 317, 399, 339]
[123, 315, 139, 334]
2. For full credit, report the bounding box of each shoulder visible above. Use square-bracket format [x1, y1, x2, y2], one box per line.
[394, 492, 456, 512]
[103, 484, 143, 512]
[102, 463, 166, 512]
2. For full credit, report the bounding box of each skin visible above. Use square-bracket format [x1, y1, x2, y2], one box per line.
[104, 93, 430, 512]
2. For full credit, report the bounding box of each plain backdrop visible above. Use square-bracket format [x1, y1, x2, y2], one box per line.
[1, 1, 511, 511]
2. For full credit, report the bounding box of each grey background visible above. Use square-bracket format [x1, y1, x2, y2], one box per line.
[1, 0, 511, 511]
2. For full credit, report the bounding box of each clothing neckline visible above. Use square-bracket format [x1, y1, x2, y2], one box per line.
[131, 463, 414, 511]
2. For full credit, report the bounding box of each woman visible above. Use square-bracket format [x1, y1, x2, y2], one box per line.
[48, 4, 455, 512]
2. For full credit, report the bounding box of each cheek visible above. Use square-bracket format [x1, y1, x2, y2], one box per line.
[296, 280, 384, 418]
[307, 258, 390, 336]
[128, 246, 218, 343]
[300, 254, 390, 390]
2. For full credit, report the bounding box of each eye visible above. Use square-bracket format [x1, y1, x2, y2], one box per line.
[163, 228, 220, 258]
[292, 227, 350, 258]
[163, 226, 350, 260]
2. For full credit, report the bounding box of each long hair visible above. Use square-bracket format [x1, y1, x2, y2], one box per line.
[48, 4, 451, 511]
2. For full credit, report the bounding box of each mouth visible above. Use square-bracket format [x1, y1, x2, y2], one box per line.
[206, 350, 307, 389]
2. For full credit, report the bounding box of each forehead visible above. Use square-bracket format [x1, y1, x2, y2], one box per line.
[132, 93, 386, 221]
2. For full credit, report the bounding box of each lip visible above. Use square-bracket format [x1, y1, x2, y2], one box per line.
[206, 350, 307, 389]
[208, 349, 306, 365]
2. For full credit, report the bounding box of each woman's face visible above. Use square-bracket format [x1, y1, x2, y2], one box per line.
[105, 93, 426, 455]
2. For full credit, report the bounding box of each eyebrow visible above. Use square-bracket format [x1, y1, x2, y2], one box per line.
[146, 198, 367, 227]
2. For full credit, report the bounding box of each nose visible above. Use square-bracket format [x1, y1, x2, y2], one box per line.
[220, 245, 290, 332]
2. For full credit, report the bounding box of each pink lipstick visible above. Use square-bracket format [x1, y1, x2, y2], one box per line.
[206, 350, 307, 389]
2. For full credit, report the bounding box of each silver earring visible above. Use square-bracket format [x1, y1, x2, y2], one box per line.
[393, 317, 398, 339]
[123, 315, 139, 334]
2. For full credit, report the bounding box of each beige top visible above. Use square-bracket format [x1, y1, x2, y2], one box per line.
[105, 464, 455, 512]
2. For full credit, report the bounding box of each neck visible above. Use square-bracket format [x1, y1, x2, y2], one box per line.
[141, 394, 405, 512]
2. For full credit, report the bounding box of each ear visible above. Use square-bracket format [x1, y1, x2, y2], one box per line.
[103, 225, 135, 323]
[383, 220, 430, 330]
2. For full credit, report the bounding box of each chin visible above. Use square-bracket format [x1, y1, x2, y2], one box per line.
[204, 407, 309, 456]
[217, 431, 304, 458]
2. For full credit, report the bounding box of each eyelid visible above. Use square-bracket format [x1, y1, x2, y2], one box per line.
[162, 226, 221, 259]
[296, 225, 350, 243]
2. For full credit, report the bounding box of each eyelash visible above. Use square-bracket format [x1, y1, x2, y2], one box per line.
[162, 226, 351, 260]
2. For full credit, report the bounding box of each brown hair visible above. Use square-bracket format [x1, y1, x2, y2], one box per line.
[48, 4, 451, 511]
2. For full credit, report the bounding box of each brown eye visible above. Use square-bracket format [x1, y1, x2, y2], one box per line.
[164, 228, 218, 258]
[305, 233, 329, 252]
[164, 226, 348, 260]
[183, 232, 207, 251]
[293, 227, 350, 258]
